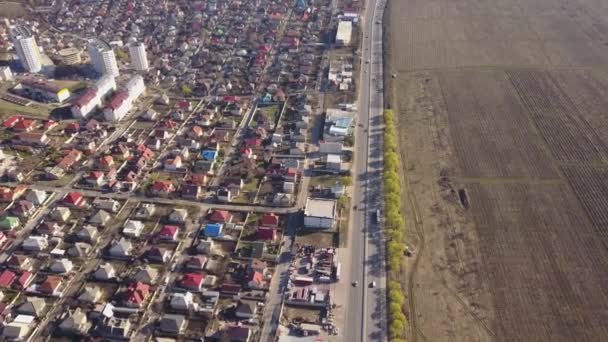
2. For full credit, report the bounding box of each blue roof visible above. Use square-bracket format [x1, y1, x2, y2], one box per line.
[204, 223, 223, 237]
[201, 150, 218, 161]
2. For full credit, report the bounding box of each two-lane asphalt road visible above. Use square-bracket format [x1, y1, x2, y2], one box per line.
[343, 0, 388, 340]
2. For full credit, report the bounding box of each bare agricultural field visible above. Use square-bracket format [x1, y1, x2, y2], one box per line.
[387, 0, 608, 341]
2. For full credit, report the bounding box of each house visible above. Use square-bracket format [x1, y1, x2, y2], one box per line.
[208, 210, 233, 223]
[58, 308, 90, 335]
[181, 184, 202, 200]
[164, 156, 183, 171]
[39, 275, 63, 296]
[225, 326, 252, 342]
[196, 238, 214, 254]
[159, 225, 179, 241]
[170, 292, 197, 311]
[16, 271, 34, 289]
[215, 187, 233, 203]
[76, 225, 98, 243]
[200, 291, 220, 317]
[89, 209, 112, 226]
[12, 119, 35, 132]
[56, 149, 83, 170]
[246, 270, 265, 289]
[186, 255, 207, 270]
[11, 200, 35, 217]
[22, 236, 48, 252]
[169, 208, 188, 224]
[158, 314, 187, 335]
[67, 243, 92, 258]
[98, 317, 131, 339]
[204, 223, 223, 238]
[194, 160, 215, 174]
[94, 263, 116, 281]
[52, 207, 71, 222]
[304, 198, 337, 229]
[135, 203, 155, 219]
[235, 301, 256, 319]
[78, 285, 102, 303]
[3, 315, 34, 340]
[124, 281, 150, 308]
[260, 213, 279, 227]
[201, 149, 218, 161]
[6, 254, 33, 271]
[0, 185, 27, 202]
[147, 247, 171, 263]
[63, 192, 85, 208]
[3, 115, 22, 128]
[250, 259, 268, 274]
[16, 132, 49, 146]
[188, 173, 209, 186]
[97, 155, 115, 169]
[93, 198, 121, 213]
[0, 216, 20, 230]
[17, 297, 46, 317]
[86, 171, 105, 186]
[49, 258, 74, 274]
[150, 181, 175, 197]
[256, 226, 277, 241]
[0, 269, 16, 288]
[108, 238, 132, 257]
[131, 266, 158, 285]
[25, 190, 47, 205]
[0, 231, 6, 245]
[189, 125, 204, 138]
[179, 273, 204, 292]
[123, 220, 144, 237]
[37, 221, 62, 236]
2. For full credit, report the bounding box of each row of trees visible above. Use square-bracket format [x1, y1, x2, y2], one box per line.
[384, 109, 408, 341]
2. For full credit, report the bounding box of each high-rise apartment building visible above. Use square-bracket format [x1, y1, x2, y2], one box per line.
[88, 39, 119, 77]
[11, 25, 42, 73]
[128, 42, 149, 71]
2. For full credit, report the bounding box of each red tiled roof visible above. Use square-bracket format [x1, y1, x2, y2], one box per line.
[260, 213, 279, 227]
[0, 270, 16, 287]
[3, 115, 23, 128]
[126, 281, 150, 305]
[73, 88, 98, 108]
[208, 210, 231, 223]
[181, 273, 204, 289]
[40, 275, 62, 294]
[63, 192, 84, 205]
[106, 90, 129, 110]
[16, 271, 32, 288]
[159, 225, 178, 239]
[151, 181, 174, 192]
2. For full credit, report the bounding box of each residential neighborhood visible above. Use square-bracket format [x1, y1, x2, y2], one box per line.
[0, 0, 369, 341]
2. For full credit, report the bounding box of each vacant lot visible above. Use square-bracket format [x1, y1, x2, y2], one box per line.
[387, 0, 608, 341]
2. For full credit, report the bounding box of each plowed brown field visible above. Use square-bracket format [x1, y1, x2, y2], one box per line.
[387, 0, 608, 341]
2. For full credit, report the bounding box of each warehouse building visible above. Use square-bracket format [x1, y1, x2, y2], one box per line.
[18, 78, 70, 103]
[335, 20, 352, 46]
[304, 198, 337, 229]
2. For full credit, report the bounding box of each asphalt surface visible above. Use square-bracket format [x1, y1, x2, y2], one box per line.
[343, 0, 388, 340]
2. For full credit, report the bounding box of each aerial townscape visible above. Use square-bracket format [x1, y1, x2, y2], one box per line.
[2, 0, 606, 342]
[0, 0, 389, 341]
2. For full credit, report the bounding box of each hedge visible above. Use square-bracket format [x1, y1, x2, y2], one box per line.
[383, 110, 408, 340]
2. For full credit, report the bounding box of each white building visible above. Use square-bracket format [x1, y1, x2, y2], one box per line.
[11, 25, 42, 73]
[304, 198, 337, 229]
[336, 21, 352, 46]
[128, 42, 149, 71]
[71, 75, 116, 119]
[0, 66, 13, 81]
[103, 75, 145, 122]
[88, 39, 119, 77]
